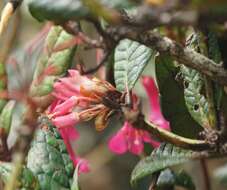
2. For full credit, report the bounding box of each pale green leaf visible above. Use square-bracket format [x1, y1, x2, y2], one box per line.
[114, 39, 154, 92]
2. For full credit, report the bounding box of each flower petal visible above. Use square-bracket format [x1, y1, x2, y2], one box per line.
[142, 76, 170, 131]
[51, 96, 78, 117]
[58, 127, 78, 167]
[108, 130, 128, 154]
[52, 113, 79, 128]
[129, 129, 144, 155]
[76, 158, 90, 173]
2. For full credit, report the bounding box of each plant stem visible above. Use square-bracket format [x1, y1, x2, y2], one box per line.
[200, 159, 211, 190]
[144, 119, 211, 151]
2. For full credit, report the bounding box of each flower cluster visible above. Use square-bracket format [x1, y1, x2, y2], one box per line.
[47, 70, 121, 172]
[48, 69, 120, 130]
[108, 76, 170, 155]
[47, 70, 170, 173]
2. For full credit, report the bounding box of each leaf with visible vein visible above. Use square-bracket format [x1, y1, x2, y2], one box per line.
[156, 55, 201, 138]
[180, 33, 216, 129]
[131, 143, 203, 184]
[27, 118, 74, 190]
[114, 39, 154, 92]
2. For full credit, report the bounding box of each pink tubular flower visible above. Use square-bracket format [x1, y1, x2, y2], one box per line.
[108, 121, 159, 155]
[57, 121, 90, 174]
[47, 69, 121, 172]
[142, 76, 170, 131]
[48, 69, 118, 130]
[108, 76, 170, 155]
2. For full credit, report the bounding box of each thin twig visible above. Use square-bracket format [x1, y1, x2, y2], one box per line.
[200, 159, 211, 190]
[61, 21, 105, 49]
[148, 172, 159, 190]
[80, 51, 111, 75]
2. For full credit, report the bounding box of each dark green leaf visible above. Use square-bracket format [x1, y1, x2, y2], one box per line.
[156, 169, 175, 190]
[114, 39, 154, 92]
[155, 169, 195, 190]
[208, 31, 223, 109]
[175, 170, 195, 190]
[28, 0, 133, 22]
[156, 55, 201, 138]
[131, 143, 201, 184]
[27, 118, 74, 190]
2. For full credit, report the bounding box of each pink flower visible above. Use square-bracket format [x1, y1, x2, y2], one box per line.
[108, 76, 170, 155]
[142, 76, 170, 130]
[48, 70, 119, 130]
[108, 121, 159, 155]
[47, 69, 121, 172]
[58, 121, 90, 174]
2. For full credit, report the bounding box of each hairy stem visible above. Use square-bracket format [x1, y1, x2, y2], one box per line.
[105, 26, 227, 85]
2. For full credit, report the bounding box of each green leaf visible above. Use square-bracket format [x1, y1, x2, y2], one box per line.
[207, 31, 223, 109]
[28, 0, 133, 22]
[155, 55, 201, 138]
[30, 26, 76, 99]
[0, 100, 15, 136]
[180, 65, 212, 128]
[175, 170, 195, 190]
[131, 143, 202, 184]
[180, 33, 216, 128]
[114, 39, 154, 92]
[156, 169, 175, 190]
[27, 118, 74, 190]
[155, 169, 195, 190]
[0, 162, 40, 189]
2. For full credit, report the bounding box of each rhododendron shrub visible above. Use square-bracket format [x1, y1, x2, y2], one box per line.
[1, 0, 227, 190]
